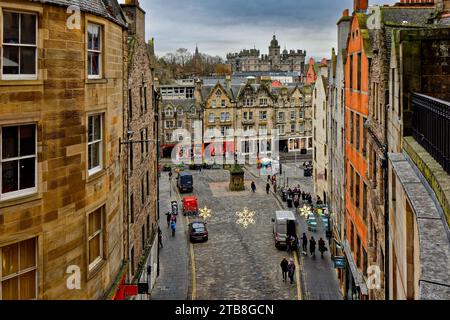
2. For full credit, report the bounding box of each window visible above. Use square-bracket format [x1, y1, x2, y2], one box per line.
[88, 114, 103, 175]
[260, 98, 268, 106]
[349, 54, 353, 90]
[165, 120, 174, 129]
[129, 143, 134, 172]
[140, 87, 143, 114]
[221, 100, 226, 107]
[357, 53, 362, 91]
[88, 207, 104, 269]
[350, 111, 354, 145]
[208, 113, 215, 123]
[356, 114, 360, 151]
[299, 122, 305, 133]
[1, 124, 37, 200]
[211, 100, 216, 108]
[350, 165, 354, 199]
[290, 124, 296, 133]
[259, 111, 267, 121]
[141, 176, 145, 205]
[259, 125, 267, 135]
[186, 88, 194, 99]
[144, 86, 147, 112]
[355, 173, 360, 210]
[363, 183, 368, 223]
[130, 247, 135, 275]
[299, 111, 305, 119]
[2, 11, 37, 79]
[278, 112, 284, 121]
[220, 112, 226, 122]
[145, 128, 149, 155]
[140, 130, 145, 159]
[87, 23, 102, 78]
[146, 171, 150, 197]
[129, 194, 134, 224]
[142, 225, 146, 251]
[290, 110, 296, 120]
[128, 89, 133, 121]
[165, 108, 173, 118]
[177, 120, 183, 129]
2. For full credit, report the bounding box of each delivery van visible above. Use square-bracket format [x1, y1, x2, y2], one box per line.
[272, 211, 297, 248]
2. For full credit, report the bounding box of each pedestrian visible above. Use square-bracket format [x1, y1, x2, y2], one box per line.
[309, 236, 316, 257]
[251, 181, 256, 193]
[158, 228, 163, 248]
[280, 257, 289, 282]
[170, 214, 177, 223]
[266, 183, 270, 194]
[302, 233, 308, 254]
[166, 212, 172, 228]
[318, 237, 327, 258]
[170, 220, 176, 237]
[267, 175, 271, 182]
[288, 259, 296, 284]
[286, 235, 292, 253]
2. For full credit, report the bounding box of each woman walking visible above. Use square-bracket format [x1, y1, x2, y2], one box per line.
[280, 257, 289, 282]
[309, 236, 316, 257]
[288, 259, 296, 284]
[170, 220, 177, 237]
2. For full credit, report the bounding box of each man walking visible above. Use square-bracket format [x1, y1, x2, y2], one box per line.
[266, 183, 270, 195]
[309, 236, 316, 257]
[280, 257, 289, 282]
[302, 233, 308, 254]
[288, 259, 296, 284]
[251, 181, 256, 193]
[318, 237, 327, 258]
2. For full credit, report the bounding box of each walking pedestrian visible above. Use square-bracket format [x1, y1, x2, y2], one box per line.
[170, 220, 177, 237]
[288, 259, 296, 284]
[267, 175, 271, 182]
[266, 183, 270, 194]
[302, 233, 308, 254]
[318, 237, 328, 258]
[309, 236, 316, 257]
[251, 181, 256, 193]
[158, 228, 163, 248]
[170, 214, 177, 224]
[166, 212, 172, 228]
[280, 257, 289, 282]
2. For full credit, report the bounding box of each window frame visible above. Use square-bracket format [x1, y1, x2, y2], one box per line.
[0, 123, 38, 201]
[87, 206, 105, 271]
[1, 10, 38, 80]
[0, 237, 38, 300]
[87, 22, 103, 79]
[87, 113, 104, 176]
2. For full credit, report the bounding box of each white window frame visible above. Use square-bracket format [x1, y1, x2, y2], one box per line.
[87, 22, 102, 79]
[0, 124, 37, 201]
[1, 10, 38, 80]
[208, 113, 215, 123]
[0, 237, 38, 300]
[165, 108, 173, 118]
[87, 207, 104, 271]
[87, 114, 103, 176]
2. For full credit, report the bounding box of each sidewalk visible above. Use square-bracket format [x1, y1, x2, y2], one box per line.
[245, 164, 342, 300]
[151, 172, 190, 300]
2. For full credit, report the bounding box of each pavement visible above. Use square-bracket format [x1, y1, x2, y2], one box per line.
[151, 172, 190, 300]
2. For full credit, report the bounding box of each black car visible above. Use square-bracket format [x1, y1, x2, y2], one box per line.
[188, 221, 208, 242]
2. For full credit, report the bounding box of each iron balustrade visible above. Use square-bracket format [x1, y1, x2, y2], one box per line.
[412, 93, 450, 174]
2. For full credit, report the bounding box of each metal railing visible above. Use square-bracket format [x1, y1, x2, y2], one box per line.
[412, 93, 450, 174]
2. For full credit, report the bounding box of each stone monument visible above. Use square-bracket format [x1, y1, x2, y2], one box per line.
[229, 164, 245, 191]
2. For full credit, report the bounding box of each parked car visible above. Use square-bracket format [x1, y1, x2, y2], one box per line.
[177, 172, 193, 193]
[272, 211, 297, 248]
[189, 221, 208, 242]
[182, 196, 198, 216]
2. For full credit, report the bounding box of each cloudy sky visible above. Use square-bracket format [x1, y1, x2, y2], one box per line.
[122, 0, 397, 60]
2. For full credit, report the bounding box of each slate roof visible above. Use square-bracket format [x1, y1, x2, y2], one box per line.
[33, 0, 127, 27]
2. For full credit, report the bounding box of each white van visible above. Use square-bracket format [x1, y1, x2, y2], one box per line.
[272, 211, 297, 248]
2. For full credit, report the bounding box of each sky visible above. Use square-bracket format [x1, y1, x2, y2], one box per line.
[121, 0, 398, 60]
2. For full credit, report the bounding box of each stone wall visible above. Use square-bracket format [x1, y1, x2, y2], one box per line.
[0, 1, 126, 299]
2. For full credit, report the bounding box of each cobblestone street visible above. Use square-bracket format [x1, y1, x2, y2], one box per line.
[153, 162, 341, 300]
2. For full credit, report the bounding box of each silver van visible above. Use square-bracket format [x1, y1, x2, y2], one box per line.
[272, 211, 297, 248]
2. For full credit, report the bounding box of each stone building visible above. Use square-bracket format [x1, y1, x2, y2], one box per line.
[120, 0, 159, 297]
[312, 61, 330, 203]
[0, 0, 127, 299]
[365, 1, 436, 300]
[227, 35, 306, 74]
[326, 11, 352, 294]
[386, 0, 450, 299]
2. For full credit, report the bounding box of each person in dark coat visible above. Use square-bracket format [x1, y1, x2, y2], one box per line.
[309, 236, 316, 257]
[280, 257, 289, 282]
[170, 220, 176, 237]
[288, 259, 296, 284]
[266, 183, 271, 194]
[318, 238, 327, 258]
[302, 233, 308, 253]
[251, 181, 256, 193]
[166, 212, 172, 228]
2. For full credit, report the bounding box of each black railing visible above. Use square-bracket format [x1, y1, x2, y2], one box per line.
[412, 93, 450, 174]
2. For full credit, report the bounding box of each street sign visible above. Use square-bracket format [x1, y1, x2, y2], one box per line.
[334, 256, 346, 269]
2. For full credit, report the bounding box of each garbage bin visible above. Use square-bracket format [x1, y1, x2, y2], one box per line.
[287, 197, 293, 208]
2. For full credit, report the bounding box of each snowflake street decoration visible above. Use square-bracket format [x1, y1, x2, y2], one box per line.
[300, 205, 312, 218]
[236, 207, 256, 229]
[199, 206, 212, 220]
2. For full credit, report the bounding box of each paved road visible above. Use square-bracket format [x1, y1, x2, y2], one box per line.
[247, 163, 342, 300]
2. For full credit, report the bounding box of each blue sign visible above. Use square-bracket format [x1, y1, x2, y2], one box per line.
[334, 256, 346, 269]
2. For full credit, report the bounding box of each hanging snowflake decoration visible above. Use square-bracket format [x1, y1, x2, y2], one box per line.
[300, 205, 312, 218]
[236, 207, 256, 229]
[199, 206, 212, 220]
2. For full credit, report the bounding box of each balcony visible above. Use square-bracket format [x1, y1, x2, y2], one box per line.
[412, 93, 450, 174]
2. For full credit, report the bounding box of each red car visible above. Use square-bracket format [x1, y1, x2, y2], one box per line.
[182, 196, 198, 216]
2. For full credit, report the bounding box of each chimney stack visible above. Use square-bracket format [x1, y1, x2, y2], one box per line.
[354, 0, 368, 13]
[121, 0, 146, 40]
